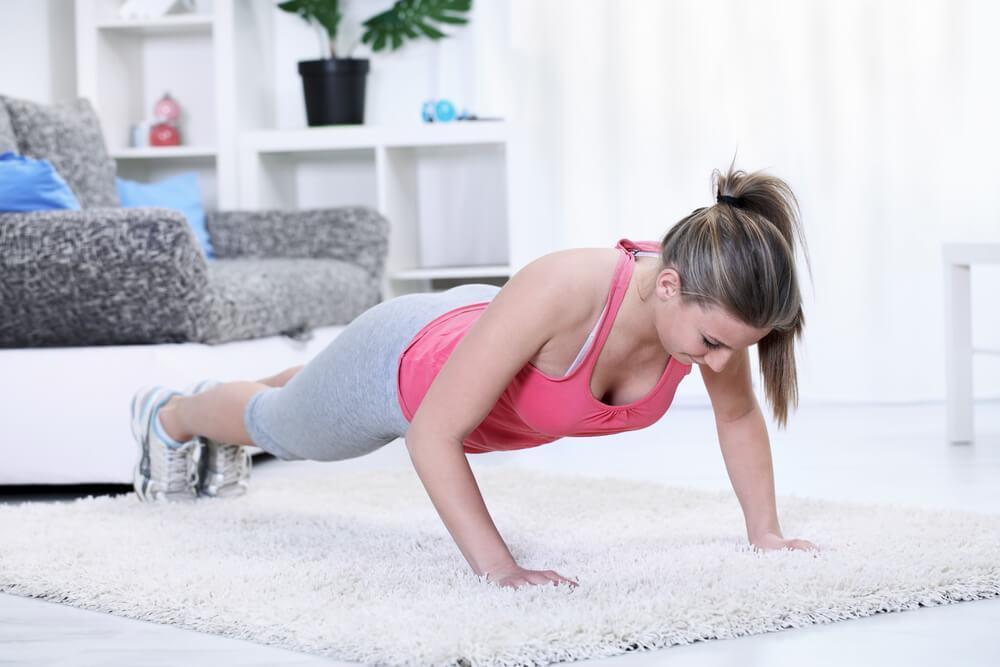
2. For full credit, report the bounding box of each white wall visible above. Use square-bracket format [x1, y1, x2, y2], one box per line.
[507, 0, 1000, 408]
[0, 0, 76, 103]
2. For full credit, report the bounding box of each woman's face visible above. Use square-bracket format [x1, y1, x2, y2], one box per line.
[644, 266, 771, 373]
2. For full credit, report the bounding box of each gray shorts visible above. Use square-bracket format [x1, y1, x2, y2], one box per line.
[243, 283, 502, 461]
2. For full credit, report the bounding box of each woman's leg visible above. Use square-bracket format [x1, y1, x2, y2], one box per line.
[254, 364, 306, 389]
[157, 365, 305, 446]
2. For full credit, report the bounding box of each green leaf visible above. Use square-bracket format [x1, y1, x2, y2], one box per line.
[430, 15, 468, 25]
[361, 0, 472, 53]
[414, 20, 445, 40]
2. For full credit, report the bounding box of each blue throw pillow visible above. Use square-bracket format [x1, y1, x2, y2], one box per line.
[116, 172, 215, 260]
[0, 151, 82, 212]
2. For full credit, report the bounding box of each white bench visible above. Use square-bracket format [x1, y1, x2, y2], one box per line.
[943, 243, 1000, 444]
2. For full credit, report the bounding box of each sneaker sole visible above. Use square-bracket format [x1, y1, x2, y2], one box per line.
[130, 385, 195, 503]
[130, 385, 160, 502]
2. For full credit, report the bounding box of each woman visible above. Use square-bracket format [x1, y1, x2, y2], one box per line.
[131, 162, 819, 590]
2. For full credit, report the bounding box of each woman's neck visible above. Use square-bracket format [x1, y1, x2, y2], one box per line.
[626, 257, 667, 355]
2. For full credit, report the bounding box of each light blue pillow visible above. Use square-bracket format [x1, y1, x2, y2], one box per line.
[0, 151, 82, 212]
[116, 172, 215, 260]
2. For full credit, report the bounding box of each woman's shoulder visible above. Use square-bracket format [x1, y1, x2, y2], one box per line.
[507, 247, 620, 327]
[543, 247, 620, 283]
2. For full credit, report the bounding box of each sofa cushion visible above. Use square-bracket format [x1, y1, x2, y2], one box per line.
[117, 172, 215, 260]
[1, 95, 118, 209]
[0, 151, 82, 212]
[201, 257, 381, 344]
[0, 101, 15, 153]
[0, 207, 209, 348]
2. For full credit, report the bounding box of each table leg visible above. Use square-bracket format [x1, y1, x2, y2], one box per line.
[944, 262, 973, 444]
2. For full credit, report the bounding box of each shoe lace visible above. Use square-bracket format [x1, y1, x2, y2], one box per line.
[151, 439, 199, 493]
[219, 443, 251, 483]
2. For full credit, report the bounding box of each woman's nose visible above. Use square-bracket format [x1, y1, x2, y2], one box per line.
[708, 349, 733, 372]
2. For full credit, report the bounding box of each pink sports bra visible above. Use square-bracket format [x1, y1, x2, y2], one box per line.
[396, 238, 693, 454]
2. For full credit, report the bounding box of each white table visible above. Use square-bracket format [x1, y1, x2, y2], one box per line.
[943, 243, 1000, 444]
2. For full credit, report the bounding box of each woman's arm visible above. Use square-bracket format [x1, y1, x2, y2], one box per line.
[715, 405, 818, 552]
[702, 348, 819, 552]
[715, 404, 781, 541]
[405, 428, 580, 588]
[404, 252, 589, 586]
[405, 428, 517, 577]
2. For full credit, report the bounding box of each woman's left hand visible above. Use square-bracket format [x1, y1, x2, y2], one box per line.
[751, 532, 820, 553]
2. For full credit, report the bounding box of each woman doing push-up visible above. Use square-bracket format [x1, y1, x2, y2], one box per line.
[130, 162, 818, 590]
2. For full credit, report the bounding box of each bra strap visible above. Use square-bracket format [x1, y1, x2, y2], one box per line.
[617, 237, 661, 256]
[581, 244, 632, 370]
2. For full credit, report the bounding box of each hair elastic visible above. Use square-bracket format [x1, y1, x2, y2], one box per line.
[717, 194, 743, 207]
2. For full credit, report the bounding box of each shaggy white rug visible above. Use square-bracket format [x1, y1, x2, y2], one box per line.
[1, 464, 998, 666]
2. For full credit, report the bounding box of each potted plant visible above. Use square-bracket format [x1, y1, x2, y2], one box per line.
[277, 0, 473, 126]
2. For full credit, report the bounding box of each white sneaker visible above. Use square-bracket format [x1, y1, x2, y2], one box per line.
[185, 380, 252, 498]
[130, 385, 201, 503]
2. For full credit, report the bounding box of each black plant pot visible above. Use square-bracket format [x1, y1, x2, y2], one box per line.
[297, 58, 370, 126]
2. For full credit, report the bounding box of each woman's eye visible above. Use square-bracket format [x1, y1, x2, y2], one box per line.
[703, 337, 720, 349]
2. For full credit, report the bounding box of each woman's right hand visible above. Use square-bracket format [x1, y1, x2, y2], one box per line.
[485, 564, 580, 589]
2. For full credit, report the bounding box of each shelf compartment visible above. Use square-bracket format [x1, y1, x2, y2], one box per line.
[96, 28, 216, 155]
[242, 149, 379, 212]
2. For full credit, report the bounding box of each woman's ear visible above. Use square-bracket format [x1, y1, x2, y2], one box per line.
[658, 268, 681, 299]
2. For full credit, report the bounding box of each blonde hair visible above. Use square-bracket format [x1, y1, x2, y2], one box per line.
[645, 158, 812, 428]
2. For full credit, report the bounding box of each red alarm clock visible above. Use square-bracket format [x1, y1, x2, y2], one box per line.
[149, 122, 180, 146]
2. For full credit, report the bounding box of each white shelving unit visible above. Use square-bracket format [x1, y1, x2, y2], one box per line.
[94, 14, 215, 32]
[110, 146, 218, 159]
[240, 123, 514, 299]
[77, 0, 522, 300]
[75, 0, 275, 209]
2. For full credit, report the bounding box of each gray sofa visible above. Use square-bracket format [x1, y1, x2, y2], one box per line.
[0, 94, 390, 348]
[0, 94, 391, 485]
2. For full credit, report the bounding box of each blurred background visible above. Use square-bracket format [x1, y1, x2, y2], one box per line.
[2, 0, 998, 407]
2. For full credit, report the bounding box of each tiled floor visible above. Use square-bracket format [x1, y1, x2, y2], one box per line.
[2, 400, 998, 666]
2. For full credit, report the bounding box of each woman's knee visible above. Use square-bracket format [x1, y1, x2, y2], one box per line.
[258, 364, 306, 388]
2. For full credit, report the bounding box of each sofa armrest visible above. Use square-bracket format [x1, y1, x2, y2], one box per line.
[0, 207, 210, 347]
[205, 206, 390, 282]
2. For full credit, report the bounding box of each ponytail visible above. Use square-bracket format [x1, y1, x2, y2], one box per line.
[654, 157, 811, 428]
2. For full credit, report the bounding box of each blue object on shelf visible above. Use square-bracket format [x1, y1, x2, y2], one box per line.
[434, 99, 456, 122]
[421, 101, 436, 122]
[422, 98, 459, 123]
